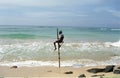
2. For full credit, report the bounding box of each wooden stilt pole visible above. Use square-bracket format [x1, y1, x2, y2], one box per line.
[57, 28, 61, 68]
[58, 46, 60, 68]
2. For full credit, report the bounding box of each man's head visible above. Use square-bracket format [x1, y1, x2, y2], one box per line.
[59, 30, 62, 34]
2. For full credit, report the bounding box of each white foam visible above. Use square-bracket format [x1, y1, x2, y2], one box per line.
[111, 40, 120, 47]
[0, 60, 76, 67]
[0, 56, 120, 67]
[0, 40, 120, 66]
[0, 40, 120, 54]
[0, 61, 58, 67]
[0, 47, 4, 53]
[111, 29, 120, 31]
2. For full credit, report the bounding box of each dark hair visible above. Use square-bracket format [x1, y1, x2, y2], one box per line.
[59, 30, 62, 34]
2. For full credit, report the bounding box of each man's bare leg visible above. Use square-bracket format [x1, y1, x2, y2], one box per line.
[54, 42, 57, 51]
[58, 43, 61, 49]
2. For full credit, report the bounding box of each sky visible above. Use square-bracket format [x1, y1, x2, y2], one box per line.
[0, 0, 120, 27]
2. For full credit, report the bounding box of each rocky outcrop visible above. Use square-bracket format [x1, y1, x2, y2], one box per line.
[78, 74, 86, 78]
[113, 66, 120, 74]
[64, 71, 73, 74]
[87, 65, 115, 73]
[87, 68, 105, 73]
[104, 65, 115, 72]
[10, 66, 18, 69]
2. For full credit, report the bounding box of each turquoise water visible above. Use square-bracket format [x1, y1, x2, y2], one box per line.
[0, 25, 120, 41]
[0, 25, 120, 67]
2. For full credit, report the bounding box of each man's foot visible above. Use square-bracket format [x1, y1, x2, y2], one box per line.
[58, 45, 61, 48]
[54, 48, 57, 51]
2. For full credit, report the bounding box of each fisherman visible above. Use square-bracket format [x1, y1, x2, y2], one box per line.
[54, 30, 64, 51]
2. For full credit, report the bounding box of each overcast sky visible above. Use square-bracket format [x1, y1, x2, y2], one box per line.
[0, 0, 120, 27]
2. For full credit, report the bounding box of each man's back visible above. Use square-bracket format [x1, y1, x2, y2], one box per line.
[59, 34, 64, 43]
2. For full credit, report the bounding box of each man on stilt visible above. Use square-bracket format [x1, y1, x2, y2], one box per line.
[54, 30, 64, 51]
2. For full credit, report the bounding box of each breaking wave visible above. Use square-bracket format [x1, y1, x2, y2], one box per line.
[0, 56, 120, 67]
[0, 39, 120, 67]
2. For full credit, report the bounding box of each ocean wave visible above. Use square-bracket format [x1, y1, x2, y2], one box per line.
[0, 34, 36, 39]
[105, 40, 120, 47]
[111, 29, 120, 31]
[0, 40, 120, 63]
[0, 56, 120, 67]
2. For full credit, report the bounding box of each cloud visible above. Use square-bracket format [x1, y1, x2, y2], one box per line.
[94, 7, 120, 18]
[0, 0, 103, 8]
[0, 0, 104, 16]
[0, 0, 101, 20]
[23, 11, 88, 18]
[0, 0, 60, 7]
[0, 0, 119, 26]
[108, 10, 120, 18]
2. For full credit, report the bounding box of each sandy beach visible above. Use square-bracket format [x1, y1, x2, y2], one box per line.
[0, 66, 120, 78]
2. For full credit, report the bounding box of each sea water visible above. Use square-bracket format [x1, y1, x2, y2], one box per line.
[0, 25, 120, 67]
